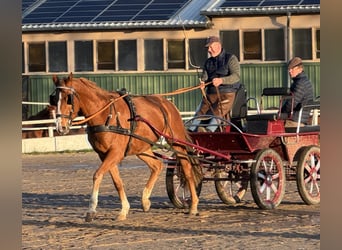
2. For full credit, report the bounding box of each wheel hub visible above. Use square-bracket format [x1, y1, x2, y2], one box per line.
[266, 174, 272, 185]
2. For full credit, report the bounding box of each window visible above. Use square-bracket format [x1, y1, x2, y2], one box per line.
[265, 29, 285, 61]
[292, 29, 312, 60]
[22, 43, 25, 73]
[48, 41, 67, 72]
[28, 43, 46, 72]
[220, 30, 240, 61]
[167, 40, 185, 69]
[118, 40, 137, 71]
[243, 31, 261, 60]
[74, 41, 93, 72]
[97, 41, 115, 70]
[188, 39, 207, 69]
[316, 29, 320, 59]
[145, 39, 163, 70]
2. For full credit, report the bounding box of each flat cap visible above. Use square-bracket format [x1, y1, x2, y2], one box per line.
[288, 57, 303, 69]
[205, 36, 221, 47]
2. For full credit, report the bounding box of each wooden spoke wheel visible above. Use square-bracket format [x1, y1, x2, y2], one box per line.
[296, 145, 320, 205]
[166, 165, 202, 209]
[250, 149, 286, 209]
[214, 165, 249, 205]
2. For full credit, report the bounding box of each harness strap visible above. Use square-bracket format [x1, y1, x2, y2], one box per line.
[122, 92, 137, 156]
[87, 89, 137, 157]
[104, 104, 113, 126]
[87, 125, 131, 135]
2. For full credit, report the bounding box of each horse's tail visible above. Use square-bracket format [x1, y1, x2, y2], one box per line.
[184, 131, 203, 188]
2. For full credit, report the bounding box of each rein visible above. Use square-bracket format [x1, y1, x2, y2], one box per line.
[147, 81, 212, 97]
[71, 82, 212, 125]
[72, 93, 128, 125]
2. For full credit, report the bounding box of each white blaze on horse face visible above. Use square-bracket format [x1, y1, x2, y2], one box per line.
[55, 90, 62, 133]
[55, 90, 70, 135]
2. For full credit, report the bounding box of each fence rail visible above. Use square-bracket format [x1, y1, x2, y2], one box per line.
[22, 113, 195, 138]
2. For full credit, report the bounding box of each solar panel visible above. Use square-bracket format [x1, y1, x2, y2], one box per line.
[55, 0, 113, 23]
[133, 2, 188, 21]
[23, 0, 192, 24]
[23, 0, 78, 24]
[22, 0, 38, 13]
[219, 0, 319, 8]
[23, 0, 319, 25]
[220, 0, 263, 8]
[301, 0, 320, 4]
[261, 0, 301, 6]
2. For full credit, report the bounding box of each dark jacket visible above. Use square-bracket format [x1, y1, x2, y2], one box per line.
[201, 49, 240, 94]
[282, 71, 314, 124]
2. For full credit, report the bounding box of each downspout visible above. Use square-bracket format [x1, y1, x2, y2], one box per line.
[286, 12, 291, 87]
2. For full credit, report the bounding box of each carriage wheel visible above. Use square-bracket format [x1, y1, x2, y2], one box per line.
[296, 145, 320, 205]
[250, 148, 285, 209]
[166, 166, 202, 209]
[214, 166, 249, 204]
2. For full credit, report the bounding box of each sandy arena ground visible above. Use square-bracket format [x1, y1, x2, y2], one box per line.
[22, 151, 320, 249]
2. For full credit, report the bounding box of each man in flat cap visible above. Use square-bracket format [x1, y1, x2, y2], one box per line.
[189, 36, 241, 132]
[281, 57, 314, 127]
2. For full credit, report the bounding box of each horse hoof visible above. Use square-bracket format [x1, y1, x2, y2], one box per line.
[185, 210, 199, 216]
[116, 214, 127, 221]
[85, 212, 96, 222]
[142, 199, 151, 212]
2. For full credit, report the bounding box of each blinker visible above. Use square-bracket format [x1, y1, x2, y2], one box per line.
[67, 94, 73, 105]
[49, 90, 57, 106]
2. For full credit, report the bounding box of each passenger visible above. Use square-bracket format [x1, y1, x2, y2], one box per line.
[188, 36, 241, 132]
[281, 57, 314, 127]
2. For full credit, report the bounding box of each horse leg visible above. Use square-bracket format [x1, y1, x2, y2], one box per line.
[85, 167, 104, 222]
[108, 166, 130, 221]
[177, 153, 199, 216]
[86, 154, 130, 222]
[137, 150, 163, 212]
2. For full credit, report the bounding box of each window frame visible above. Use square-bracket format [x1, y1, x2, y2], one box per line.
[242, 30, 262, 61]
[292, 28, 313, 60]
[48, 41, 68, 73]
[264, 28, 285, 61]
[118, 39, 137, 71]
[97, 40, 115, 71]
[315, 28, 320, 59]
[28, 42, 46, 72]
[74, 40, 94, 72]
[167, 39, 185, 70]
[144, 39, 164, 71]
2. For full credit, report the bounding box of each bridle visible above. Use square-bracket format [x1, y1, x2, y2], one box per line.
[50, 86, 76, 134]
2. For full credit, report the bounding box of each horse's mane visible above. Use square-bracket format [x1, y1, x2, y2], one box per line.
[78, 77, 111, 97]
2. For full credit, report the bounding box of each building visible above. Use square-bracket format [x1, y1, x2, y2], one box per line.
[22, 0, 320, 117]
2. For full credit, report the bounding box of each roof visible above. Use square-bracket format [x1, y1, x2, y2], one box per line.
[22, 0, 320, 32]
[202, 0, 320, 16]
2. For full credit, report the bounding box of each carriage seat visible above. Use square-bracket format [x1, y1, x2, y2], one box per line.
[284, 125, 320, 133]
[261, 87, 291, 96]
[284, 100, 320, 133]
[241, 87, 292, 134]
[245, 113, 278, 121]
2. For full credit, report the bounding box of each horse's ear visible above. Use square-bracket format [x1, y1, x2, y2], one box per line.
[68, 72, 73, 81]
[52, 75, 59, 85]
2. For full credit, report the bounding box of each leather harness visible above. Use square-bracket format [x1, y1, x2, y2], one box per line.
[86, 89, 137, 156]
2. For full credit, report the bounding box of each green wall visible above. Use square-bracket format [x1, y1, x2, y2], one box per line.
[23, 63, 320, 117]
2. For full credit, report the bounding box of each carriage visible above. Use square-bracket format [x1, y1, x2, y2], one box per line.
[51, 73, 320, 221]
[156, 87, 320, 210]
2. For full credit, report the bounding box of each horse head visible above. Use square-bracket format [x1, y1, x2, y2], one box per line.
[51, 73, 78, 135]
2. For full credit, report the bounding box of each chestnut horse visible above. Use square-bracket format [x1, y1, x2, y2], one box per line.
[22, 105, 86, 138]
[22, 105, 56, 138]
[52, 73, 202, 221]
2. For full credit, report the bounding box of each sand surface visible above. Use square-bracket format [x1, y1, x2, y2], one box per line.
[22, 151, 320, 249]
